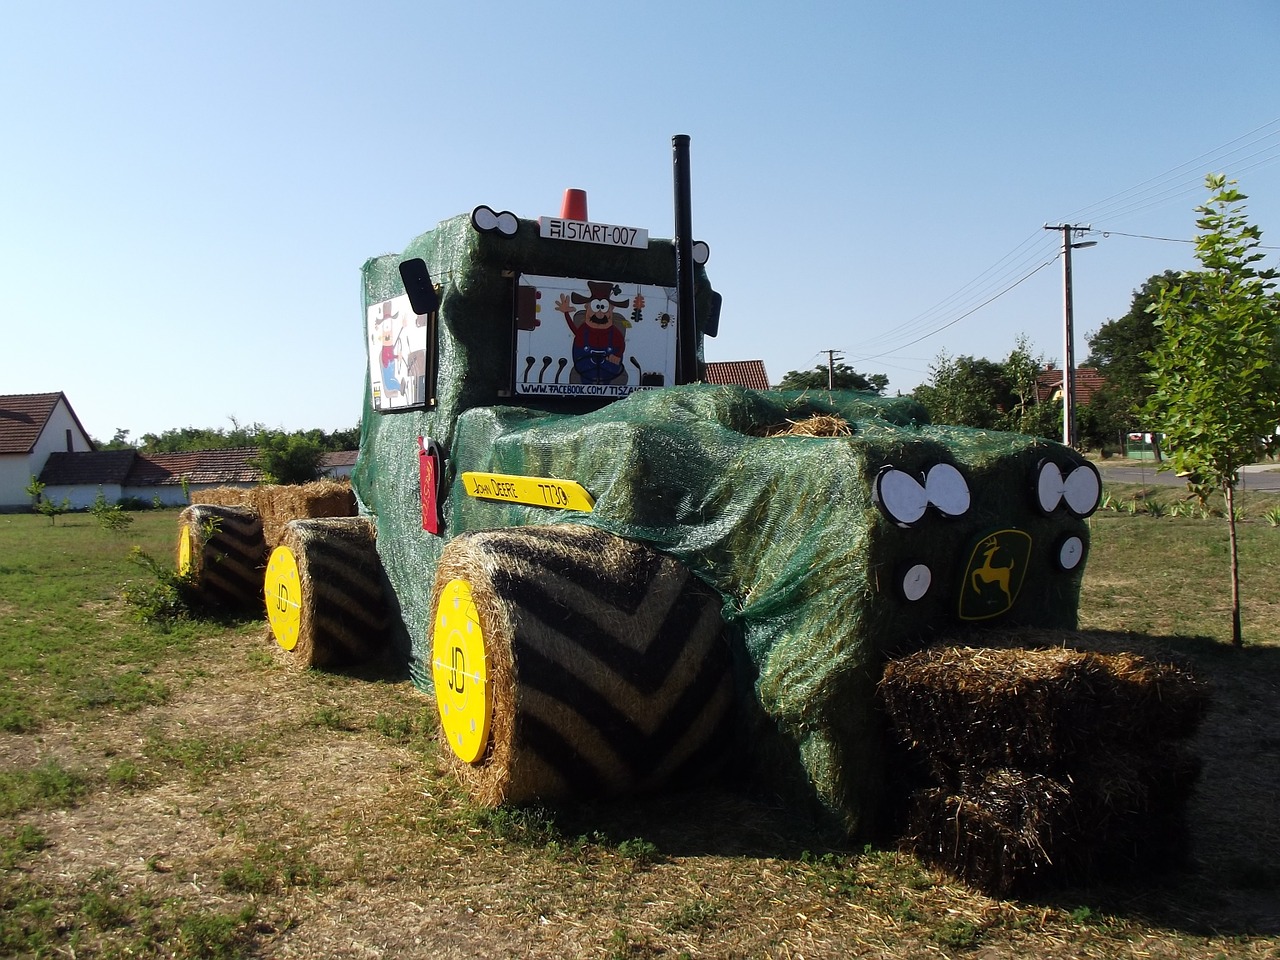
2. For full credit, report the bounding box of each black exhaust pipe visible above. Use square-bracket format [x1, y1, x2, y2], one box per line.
[672, 134, 700, 385]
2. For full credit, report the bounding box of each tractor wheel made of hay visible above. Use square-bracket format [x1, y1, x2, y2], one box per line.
[265, 517, 388, 668]
[177, 504, 267, 612]
[429, 524, 735, 807]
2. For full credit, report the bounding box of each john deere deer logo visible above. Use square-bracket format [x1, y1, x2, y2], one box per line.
[959, 529, 1031, 621]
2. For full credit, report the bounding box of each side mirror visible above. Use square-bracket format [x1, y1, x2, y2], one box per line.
[399, 259, 440, 316]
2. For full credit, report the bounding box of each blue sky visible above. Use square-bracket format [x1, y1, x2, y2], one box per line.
[3, 1, 1278, 441]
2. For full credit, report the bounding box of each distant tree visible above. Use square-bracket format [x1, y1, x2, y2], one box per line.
[1085, 271, 1184, 419]
[1000, 335, 1059, 438]
[913, 352, 1009, 429]
[140, 417, 265, 453]
[24, 477, 70, 525]
[324, 425, 362, 451]
[250, 431, 324, 485]
[1142, 174, 1280, 647]
[98, 428, 136, 451]
[776, 363, 888, 394]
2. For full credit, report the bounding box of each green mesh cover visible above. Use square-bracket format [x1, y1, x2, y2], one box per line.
[352, 213, 1092, 834]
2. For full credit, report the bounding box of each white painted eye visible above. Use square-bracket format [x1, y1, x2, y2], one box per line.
[1036, 460, 1066, 514]
[494, 211, 519, 236]
[1036, 460, 1102, 517]
[471, 205, 519, 236]
[924, 463, 970, 517]
[1063, 462, 1101, 516]
[1057, 535, 1085, 570]
[875, 468, 928, 526]
[901, 563, 932, 601]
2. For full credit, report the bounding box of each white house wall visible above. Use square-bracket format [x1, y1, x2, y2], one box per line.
[43, 483, 126, 511]
[0, 399, 95, 508]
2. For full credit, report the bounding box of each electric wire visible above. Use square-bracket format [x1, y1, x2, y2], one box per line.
[853, 118, 1280, 370]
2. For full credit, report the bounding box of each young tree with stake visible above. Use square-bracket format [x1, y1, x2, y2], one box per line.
[1142, 174, 1280, 646]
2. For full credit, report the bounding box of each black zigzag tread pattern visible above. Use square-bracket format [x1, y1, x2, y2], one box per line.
[289, 521, 387, 665]
[181, 505, 266, 612]
[466, 525, 733, 800]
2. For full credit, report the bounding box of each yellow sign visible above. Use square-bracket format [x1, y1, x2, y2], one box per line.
[958, 529, 1032, 621]
[264, 546, 302, 651]
[432, 578, 492, 764]
[461, 471, 594, 512]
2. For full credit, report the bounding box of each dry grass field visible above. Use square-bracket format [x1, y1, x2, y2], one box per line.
[1, 498, 1278, 959]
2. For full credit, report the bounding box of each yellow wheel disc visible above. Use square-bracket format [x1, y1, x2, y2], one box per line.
[432, 578, 491, 764]
[264, 545, 302, 651]
[177, 526, 193, 577]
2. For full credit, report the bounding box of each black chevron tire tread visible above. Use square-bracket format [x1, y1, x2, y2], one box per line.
[178, 504, 266, 612]
[430, 524, 734, 805]
[281, 517, 388, 668]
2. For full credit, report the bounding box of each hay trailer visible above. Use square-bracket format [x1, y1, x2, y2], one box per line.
[179, 137, 1107, 837]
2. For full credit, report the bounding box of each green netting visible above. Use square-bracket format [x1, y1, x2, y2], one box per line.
[351, 212, 1092, 834]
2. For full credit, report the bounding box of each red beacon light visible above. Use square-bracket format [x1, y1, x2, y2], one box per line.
[560, 188, 588, 222]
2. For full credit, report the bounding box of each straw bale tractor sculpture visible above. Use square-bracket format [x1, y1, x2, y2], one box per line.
[177, 139, 1203, 888]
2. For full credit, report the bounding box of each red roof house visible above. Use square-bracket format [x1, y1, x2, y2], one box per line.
[703, 360, 771, 391]
[1034, 366, 1107, 406]
[0, 392, 95, 509]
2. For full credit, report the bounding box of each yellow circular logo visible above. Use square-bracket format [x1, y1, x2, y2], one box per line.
[432, 579, 491, 764]
[264, 546, 302, 651]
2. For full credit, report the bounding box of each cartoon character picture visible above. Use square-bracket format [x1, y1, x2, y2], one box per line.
[555, 281, 644, 385]
[372, 300, 403, 399]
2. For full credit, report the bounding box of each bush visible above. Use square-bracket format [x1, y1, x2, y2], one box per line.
[91, 491, 133, 533]
[120, 548, 198, 629]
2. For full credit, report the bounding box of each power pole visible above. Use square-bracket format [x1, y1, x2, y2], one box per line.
[824, 349, 843, 390]
[1044, 224, 1096, 448]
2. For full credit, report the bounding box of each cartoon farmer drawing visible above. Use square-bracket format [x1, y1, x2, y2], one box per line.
[555, 281, 643, 385]
[371, 300, 403, 399]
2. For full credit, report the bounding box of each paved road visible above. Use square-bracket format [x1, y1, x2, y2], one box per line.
[1096, 461, 1280, 492]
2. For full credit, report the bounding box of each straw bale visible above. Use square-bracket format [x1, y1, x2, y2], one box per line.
[904, 741, 1202, 895]
[254, 479, 357, 549]
[904, 769, 1069, 897]
[278, 516, 387, 668]
[757, 414, 854, 437]
[879, 645, 1208, 776]
[177, 504, 266, 613]
[189, 486, 257, 509]
[429, 524, 734, 807]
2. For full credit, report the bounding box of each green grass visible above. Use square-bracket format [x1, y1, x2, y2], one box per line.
[0, 512, 195, 731]
[1081, 483, 1280, 644]
[0, 497, 1278, 958]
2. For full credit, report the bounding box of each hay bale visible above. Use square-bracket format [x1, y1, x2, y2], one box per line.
[191, 480, 357, 549]
[189, 486, 257, 509]
[253, 479, 357, 549]
[905, 769, 1069, 897]
[882, 643, 1207, 894]
[268, 516, 387, 668]
[429, 524, 734, 807]
[904, 743, 1203, 896]
[177, 504, 267, 612]
[879, 645, 1208, 776]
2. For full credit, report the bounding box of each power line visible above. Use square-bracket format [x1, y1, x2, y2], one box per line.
[854, 118, 1280, 367]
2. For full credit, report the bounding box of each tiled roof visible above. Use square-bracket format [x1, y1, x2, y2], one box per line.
[704, 360, 771, 391]
[321, 450, 359, 469]
[38, 447, 264, 488]
[40, 450, 138, 485]
[1035, 367, 1107, 406]
[0, 392, 65, 454]
[128, 447, 264, 486]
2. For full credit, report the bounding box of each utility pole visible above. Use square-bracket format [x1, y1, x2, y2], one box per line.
[1044, 224, 1096, 448]
[824, 350, 843, 390]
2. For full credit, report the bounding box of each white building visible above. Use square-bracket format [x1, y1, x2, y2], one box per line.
[0, 392, 95, 510]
